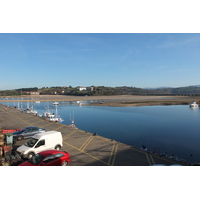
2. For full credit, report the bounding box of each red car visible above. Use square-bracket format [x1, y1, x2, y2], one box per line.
[18, 150, 70, 166]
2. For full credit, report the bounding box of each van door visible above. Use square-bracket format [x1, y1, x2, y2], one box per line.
[34, 139, 46, 153]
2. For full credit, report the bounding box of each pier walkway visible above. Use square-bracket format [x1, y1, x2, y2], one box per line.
[0, 104, 186, 166]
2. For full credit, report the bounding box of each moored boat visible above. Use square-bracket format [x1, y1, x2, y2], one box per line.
[49, 117, 64, 123]
[69, 112, 77, 129]
[46, 105, 63, 123]
[189, 101, 199, 108]
[53, 102, 59, 106]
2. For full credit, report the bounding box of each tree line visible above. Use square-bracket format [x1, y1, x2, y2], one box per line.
[1, 86, 200, 96]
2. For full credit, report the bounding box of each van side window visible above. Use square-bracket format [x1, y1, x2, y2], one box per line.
[35, 140, 45, 148]
[39, 140, 45, 146]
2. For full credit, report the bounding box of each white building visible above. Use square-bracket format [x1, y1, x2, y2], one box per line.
[79, 87, 87, 91]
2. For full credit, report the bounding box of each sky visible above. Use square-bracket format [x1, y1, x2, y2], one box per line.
[1, 1, 200, 91]
[1, 33, 200, 90]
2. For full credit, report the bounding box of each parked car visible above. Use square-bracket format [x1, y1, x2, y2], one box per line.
[16, 131, 63, 159]
[13, 127, 45, 141]
[18, 150, 70, 166]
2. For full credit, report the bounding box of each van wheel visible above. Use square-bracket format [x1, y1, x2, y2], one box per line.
[27, 152, 34, 159]
[17, 135, 24, 141]
[55, 145, 61, 150]
[61, 161, 68, 166]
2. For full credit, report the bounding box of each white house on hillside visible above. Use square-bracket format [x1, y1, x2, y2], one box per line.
[79, 87, 87, 91]
[78, 87, 94, 91]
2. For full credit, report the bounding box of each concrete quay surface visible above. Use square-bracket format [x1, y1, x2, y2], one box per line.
[0, 104, 187, 166]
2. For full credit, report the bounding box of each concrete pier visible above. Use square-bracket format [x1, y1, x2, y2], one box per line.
[0, 104, 186, 166]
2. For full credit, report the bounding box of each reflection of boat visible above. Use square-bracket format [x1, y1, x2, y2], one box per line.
[189, 101, 198, 108]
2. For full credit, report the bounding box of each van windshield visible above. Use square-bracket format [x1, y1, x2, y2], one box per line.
[24, 138, 38, 147]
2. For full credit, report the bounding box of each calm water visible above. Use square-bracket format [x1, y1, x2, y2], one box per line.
[3, 101, 200, 164]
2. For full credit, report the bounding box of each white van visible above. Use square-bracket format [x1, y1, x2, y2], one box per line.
[16, 131, 63, 159]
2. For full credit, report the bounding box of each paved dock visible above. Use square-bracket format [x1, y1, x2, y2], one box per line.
[0, 104, 187, 166]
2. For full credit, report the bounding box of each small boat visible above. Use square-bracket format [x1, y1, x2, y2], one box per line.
[53, 102, 59, 106]
[69, 124, 77, 128]
[35, 101, 40, 103]
[49, 117, 64, 123]
[26, 109, 38, 115]
[42, 106, 55, 118]
[189, 101, 199, 108]
[42, 112, 55, 118]
[69, 112, 78, 129]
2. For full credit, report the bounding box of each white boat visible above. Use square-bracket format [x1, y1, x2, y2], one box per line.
[42, 111, 55, 118]
[48, 105, 63, 123]
[26, 108, 38, 115]
[49, 117, 64, 123]
[35, 101, 40, 103]
[42, 105, 55, 118]
[189, 101, 199, 108]
[53, 102, 59, 106]
[69, 112, 77, 129]
[26, 103, 38, 115]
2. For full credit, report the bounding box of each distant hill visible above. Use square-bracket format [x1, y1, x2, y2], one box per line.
[143, 87, 173, 90]
[143, 86, 200, 95]
[188, 85, 200, 87]
[1, 85, 200, 96]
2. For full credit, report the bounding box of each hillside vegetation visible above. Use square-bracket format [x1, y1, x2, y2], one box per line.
[1, 86, 200, 96]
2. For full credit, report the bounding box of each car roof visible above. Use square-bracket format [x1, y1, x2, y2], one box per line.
[38, 150, 65, 157]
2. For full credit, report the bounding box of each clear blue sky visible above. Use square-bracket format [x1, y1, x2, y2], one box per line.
[1, 33, 200, 90]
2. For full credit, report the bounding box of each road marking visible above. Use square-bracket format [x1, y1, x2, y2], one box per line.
[149, 154, 155, 165]
[1, 108, 33, 126]
[63, 130, 77, 140]
[108, 143, 118, 166]
[146, 154, 151, 165]
[145, 154, 155, 165]
[79, 135, 94, 151]
[63, 140, 109, 166]
[42, 123, 55, 128]
[54, 125, 64, 131]
[108, 144, 115, 165]
[111, 144, 118, 166]
[32, 120, 47, 126]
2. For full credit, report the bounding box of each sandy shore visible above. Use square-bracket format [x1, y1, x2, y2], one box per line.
[0, 95, 199, 107]
[89, 97, 199, 107]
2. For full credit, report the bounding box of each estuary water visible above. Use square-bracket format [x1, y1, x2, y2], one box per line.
[3, 101, 200, 164]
